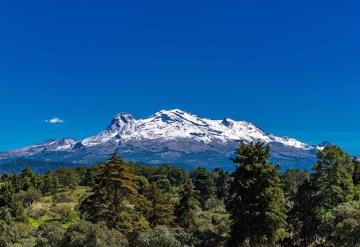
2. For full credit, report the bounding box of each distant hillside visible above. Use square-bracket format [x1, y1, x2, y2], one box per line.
[0, 158, 86, 174]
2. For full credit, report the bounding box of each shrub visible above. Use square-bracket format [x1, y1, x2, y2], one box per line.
[29, 208, 48, 219]
[50, 204, 72, 218]
[53, 193, 73, 204]
[35, 222, 65, 247]
[134, 226, 183, 247]
[61, 221, 128, 247]
[0, 220, 19, 246]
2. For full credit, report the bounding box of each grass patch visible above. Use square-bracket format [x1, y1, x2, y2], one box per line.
[28, 215, 58, 228]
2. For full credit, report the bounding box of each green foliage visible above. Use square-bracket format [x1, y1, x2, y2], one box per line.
[313, 146, 355, 209]
[134, 226, 185, 247]
[213, 168, 231, 202]
[52, 193, 72, 204]
[331, 200, 360, 247]
[54, 169, 80, 189]
[80, 168, 97, 187]
[18, 188, 41, 208]
[42, 172, 60, 195]
[79, 154, 149, 235]
[20, 167, 43, 191]
[194, 206, 230, 247]
[0, 143, 359, 246]
[311, 146, 356, 243]
[144, 183, 174, 227]
[227, 142, 287, 246]
[157, 164, 187, 188]
[174, 179, 200, 230]
[0, 220, 19, 247]
[281, 169, 309, 198]
[35, 222, 66, 247]
[286, 180, 319, 246]
[353, 158, 360, 186]
[0, 185, 24, 221]
[61, 221, 128, 247]
[191, 167, 215, 209]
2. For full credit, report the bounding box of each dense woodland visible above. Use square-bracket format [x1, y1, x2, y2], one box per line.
[0, 142, 359, 247]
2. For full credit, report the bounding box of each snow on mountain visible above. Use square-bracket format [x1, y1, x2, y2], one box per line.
[0, 109, 318, 171]
[0, 138, 77, 160]
[81, 109, 312, 150]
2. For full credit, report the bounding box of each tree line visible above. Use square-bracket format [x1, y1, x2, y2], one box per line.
[0, 142, 359, 246]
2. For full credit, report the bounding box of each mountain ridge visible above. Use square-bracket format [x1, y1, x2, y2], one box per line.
[0, 109, 320, 171]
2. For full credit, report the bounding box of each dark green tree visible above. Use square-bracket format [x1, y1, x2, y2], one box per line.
[352, 158, 360, 186]
[331, 200, 360, 247]
[157, 164, 187, 187]
[42, 172, 60, 195]
[191, 167, 215, 209]
[174, 179, 200, 230]
[310, 146, 356, 243]
[55, 168, 81, 189]
[312, 146, 355, 209]
[144, 183, 174, 227]
[0, 184, 24, 221]
[286, 180, 319, 247]
[227, 142, 287, 247]
[81, 168, 97, 187]
[281, 169, 309, 199]
[79, 154, 149, 235]
[213, 168, 231, 202]
[20, 167, 42, 191]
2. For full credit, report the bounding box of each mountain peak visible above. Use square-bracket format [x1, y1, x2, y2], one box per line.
[107, 112, 135, 131]
[1, 109, 318, 171]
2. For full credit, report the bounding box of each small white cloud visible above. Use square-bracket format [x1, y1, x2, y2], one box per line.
[45, 117, 64, 124]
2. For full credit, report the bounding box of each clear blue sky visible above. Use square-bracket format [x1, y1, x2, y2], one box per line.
[0, 0, 359, 154]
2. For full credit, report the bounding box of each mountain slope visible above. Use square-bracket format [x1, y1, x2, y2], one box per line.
[0, 109, 319, 171]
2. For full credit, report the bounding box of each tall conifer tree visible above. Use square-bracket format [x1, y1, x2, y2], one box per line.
[80, 154, 148, 234]
[227, 142, 287, 247]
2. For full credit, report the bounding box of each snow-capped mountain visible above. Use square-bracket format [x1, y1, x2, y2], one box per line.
[0, 109, 319, 171]
[81, 109, 312, 150]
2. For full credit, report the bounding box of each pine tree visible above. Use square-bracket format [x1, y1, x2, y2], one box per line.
[79, 154, 149, 234]
[0, 184, 24, 221]
[287, 180, 319, 247]
[20, 167, 42, 191]
[144, 183, 174, 227]
[81, 168, 97, 187]
[213, 168, 231, 202]
[191, 167, 214, 209]
[174, 179, 200, 230]
[227, 142, 287, 247]
[352, 158, 360, 185]
[310, 145, 356, 243]
[42, 172, 60, 195]
[312, 146, 355, 208]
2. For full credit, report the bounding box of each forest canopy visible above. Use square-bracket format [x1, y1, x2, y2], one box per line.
[0, 142, 359, 247]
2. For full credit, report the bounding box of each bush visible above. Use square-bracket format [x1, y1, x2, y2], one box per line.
[35, 222, 65, 247]
[50, 204, 72, 217]
[61, 221, 128, 247]
[18, 189, 42, 208]
[53, 193, 73, 204]
[60, 211, 80, 225]
[134, 226, 183, 247]
[0, 220, 19, 246]
[29, 208, 48, 219]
